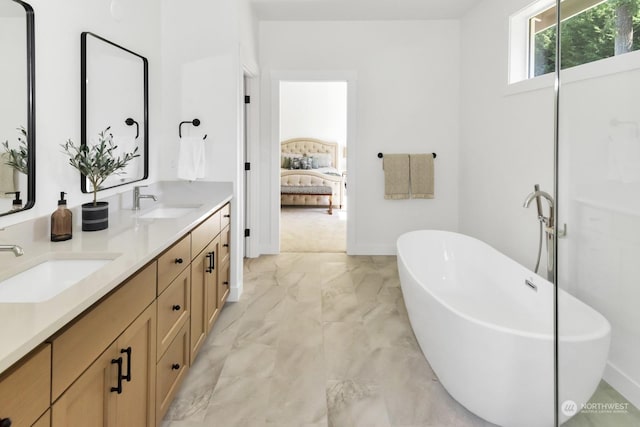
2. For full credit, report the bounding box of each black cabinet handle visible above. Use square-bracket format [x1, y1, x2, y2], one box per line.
[171, 363, 180, 370]
[111, 357, 123, 394]
[0, 418, 12, 427]
[172, 304, 181, 311]
[206, 251, 215, 273]
[223, 243, 229, 248]
[121, 347, 132, 382]
[224, 214, 230, 218]
[174, 258, 183, 264]
[223, 281, 229, 286]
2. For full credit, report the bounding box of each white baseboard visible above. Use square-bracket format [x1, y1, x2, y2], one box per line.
[228, 285, 243, 302]
[347, 243, 396, 256]
[604, 361, 640, 409]
[259, 243, 279, 255]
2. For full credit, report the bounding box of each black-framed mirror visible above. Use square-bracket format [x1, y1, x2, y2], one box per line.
[81, 32, 148, 193]
[0, 0, 35, 217]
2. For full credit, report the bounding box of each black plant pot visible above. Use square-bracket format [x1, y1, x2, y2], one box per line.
[82, 201, 109, 231]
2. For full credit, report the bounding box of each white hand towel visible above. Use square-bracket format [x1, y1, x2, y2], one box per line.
[177, 136, 206, 181]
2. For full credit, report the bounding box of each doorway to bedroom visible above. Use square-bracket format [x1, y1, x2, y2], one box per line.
[279, 81, 348, 253]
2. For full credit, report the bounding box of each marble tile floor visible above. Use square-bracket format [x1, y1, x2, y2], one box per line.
[162, 253, 640, 427]
[162, 253, 493, 427]
[280, 207, 346, 253]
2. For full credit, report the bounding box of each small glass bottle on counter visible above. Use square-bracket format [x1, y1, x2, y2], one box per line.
[51, 192, 72, 242]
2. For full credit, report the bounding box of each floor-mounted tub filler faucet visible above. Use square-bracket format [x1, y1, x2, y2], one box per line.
[0, 244, 24, 257]
[133, 185, 157, 210]
[523, 185, 555, 283]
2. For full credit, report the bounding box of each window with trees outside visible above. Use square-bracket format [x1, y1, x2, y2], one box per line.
[531, 0, 640, 77]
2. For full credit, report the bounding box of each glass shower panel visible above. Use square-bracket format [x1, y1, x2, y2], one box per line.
[557, 2, 640, 424]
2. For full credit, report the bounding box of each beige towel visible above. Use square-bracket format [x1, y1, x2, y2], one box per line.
[383, 154, 410, 199]
[0, 153, 16, 198]
[410, 154, 434, 199]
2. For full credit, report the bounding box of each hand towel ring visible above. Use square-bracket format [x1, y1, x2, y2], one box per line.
[125, 118, 139, 139]
[179, 118, 201, 138]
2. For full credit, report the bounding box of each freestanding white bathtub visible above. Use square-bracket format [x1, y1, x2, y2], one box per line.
[397, 230, 611, 427]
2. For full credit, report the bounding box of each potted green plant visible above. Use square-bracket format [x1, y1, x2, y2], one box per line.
[61, 127, 139, 231]
[2, 126, 29, 175]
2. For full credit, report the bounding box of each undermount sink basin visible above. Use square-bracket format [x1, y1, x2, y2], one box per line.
[0, 257, 116, 303]
[137, 204, 201, 219]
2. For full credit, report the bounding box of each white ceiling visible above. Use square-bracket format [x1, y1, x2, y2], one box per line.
[251, 0, 482, 21]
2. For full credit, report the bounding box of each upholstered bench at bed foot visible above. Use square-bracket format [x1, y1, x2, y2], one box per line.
[281, 185, 334, 214]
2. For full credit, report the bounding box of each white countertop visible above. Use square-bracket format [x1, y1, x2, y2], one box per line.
[0, 181, 233, 373]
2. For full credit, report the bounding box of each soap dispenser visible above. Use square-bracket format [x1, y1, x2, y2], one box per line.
[51, 192, 72, 242]
[5, 191, 22, 211]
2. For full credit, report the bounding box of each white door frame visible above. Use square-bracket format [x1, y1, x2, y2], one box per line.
[267, 70, 358, 254]
[243, 67, 260, 258]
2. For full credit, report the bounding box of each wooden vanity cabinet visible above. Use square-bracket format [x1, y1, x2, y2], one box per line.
[33, 410, 51, 427]
[217, 223, 231, 310]
[0, 344, 50, 427]
[52, 302, 157, 427]
[157, 268, 190, 359]
[189, 208, 224, 362]
[155, 323, 189, 422]
[0, 200, 232, 427]
[157, 235, 190, 295]
[190, 237, 219, 363]
[217, 257, 230, 310]
[50, 262, 156, 401]
[205, 237, 221, 333]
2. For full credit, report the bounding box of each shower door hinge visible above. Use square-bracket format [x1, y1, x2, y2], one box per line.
[244, 228, 250, 237]
[244, 162, 251, 171]
[244, 95, 251, 104]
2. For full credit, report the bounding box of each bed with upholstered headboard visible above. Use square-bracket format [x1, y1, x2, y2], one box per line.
[280, 138, 344, 212]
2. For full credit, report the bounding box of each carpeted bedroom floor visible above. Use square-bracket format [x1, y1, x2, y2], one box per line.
[280, 206, 347, 253]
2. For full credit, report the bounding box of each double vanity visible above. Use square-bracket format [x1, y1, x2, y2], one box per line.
[0, 181, 234, 426]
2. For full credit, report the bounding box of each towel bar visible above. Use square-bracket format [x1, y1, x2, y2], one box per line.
[378, 152, 436, 159]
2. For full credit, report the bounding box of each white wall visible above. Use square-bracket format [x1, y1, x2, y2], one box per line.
[0, 0, 162, 229]
[279, 81, 347, 170]
[459, 0, 555, 272]
[161, 0, 258, 299]
[259, 20, 461, 254]
[0, 0, 257, 301]
[462, 0, 640, 408]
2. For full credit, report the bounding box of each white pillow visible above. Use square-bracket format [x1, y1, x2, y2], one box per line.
[308, 152, 332, 167]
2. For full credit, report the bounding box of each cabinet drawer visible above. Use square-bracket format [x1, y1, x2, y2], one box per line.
[51, 262, 156, 401]
[217, 260, 230, 310]
[156, 322, 189, 422]
[0, 344, 50, 426]
[158, 234, 190, 295]
[33, 409, 51, 427]
[220, 203, 231, 229]
[191, 211, 220, 260]
[157, 268, 190, 360]
[220, 225, 230, 266]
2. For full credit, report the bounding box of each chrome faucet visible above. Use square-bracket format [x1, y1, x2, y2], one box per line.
[523, 190, 554, 227]
[523, 187, 555, 282]
[133, 185, 157, 210]
[0, 244, 24, 257]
